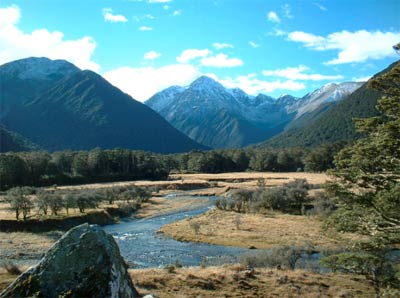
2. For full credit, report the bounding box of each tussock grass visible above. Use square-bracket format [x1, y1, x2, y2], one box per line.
[130, 265, 374, 298]
[160, 209, 362, 249]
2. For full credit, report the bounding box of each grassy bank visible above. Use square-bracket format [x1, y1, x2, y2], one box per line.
[0, 264, 374, 297]
[159, 209, 361, 250]
[130, 265, 374, 298]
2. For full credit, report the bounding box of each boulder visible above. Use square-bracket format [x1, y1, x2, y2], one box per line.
[0, 223, 140, 298]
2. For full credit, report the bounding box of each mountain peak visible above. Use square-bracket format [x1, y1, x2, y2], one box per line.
[189, 76, 224, 91]
[0, 57, 80, 80]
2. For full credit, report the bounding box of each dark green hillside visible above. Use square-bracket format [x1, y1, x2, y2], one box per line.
[261, 61, 399, 148]
[0, 126, 40, 152]
[0, 57, 206, 153]
[169, 108, 273, 149]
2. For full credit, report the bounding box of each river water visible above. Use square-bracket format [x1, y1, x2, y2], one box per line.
[103, 196, 249, 268]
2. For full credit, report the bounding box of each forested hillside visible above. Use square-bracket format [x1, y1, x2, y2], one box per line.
[262, 61, 399, 148]
[0, 57, 206, 153]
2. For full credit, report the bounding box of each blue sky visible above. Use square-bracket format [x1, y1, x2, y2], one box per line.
[0, 0, 399, 101]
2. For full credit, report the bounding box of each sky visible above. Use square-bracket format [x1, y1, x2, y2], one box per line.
[0, 0, 399, 102]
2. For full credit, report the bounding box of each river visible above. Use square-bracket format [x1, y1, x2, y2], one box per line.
[103, 195, 248, 268]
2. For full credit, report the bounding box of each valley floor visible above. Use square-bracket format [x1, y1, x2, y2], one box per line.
[130, 265, 374, 298]
[0, 265, 375, 297]
[159, 208, 362, 250]
[3, 171, 366, 297]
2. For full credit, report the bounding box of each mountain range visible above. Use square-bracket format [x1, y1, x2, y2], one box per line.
[1, 57, 396, 154]
[146, 76, 363, 148]
[261, 61, 399, 148]
[0, 57, 207, 153]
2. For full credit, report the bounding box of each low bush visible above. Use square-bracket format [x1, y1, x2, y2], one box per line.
[240, 246, 308, 270]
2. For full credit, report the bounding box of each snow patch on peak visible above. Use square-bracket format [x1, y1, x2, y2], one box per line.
[189, 76, 225, 92]
[2, 57, 80, 80]
[296, 81, 363, 118]
[145, 85, 186, 111]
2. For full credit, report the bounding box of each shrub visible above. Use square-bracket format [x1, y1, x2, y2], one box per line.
[240, 246, 306, 270]
[1, 262, 22, 275]
[164, 264, 176, 273]
[234, 214, 241, 230]
[189, 221, 201, 235]
[312, 192, 336, 217]
[321, 252, 399, 298]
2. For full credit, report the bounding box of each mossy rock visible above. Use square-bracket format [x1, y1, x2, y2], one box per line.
[0, 223, 140, 298]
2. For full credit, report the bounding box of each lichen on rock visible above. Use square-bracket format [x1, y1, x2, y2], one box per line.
[0, 223, 140, 298]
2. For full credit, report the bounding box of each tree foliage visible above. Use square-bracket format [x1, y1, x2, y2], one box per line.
[0, 145, 343, 191]
[323, 60, 400, 298]
[326, 62, 400, 246]
[5, 187, 35, 220]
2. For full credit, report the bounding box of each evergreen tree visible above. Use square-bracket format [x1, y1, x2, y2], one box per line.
[326, 62, 400, 245]
[323, 61, 400, 297]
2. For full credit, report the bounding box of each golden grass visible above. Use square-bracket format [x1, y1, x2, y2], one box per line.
[171, 172, 330, 185]
[160, 209, 362, 250]
[130, 265, 373, 298]
[0, 264, 374, 297]
[0, 172, 329, 221]
[135, 196, 210, 219]
[0, 231, 59, 257]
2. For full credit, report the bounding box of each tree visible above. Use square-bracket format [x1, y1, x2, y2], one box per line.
[0, 154, 28, 189]
[326, 62, 400, 245]
[321, 252, 397, 298]
[63, 193, 77, 215]
[6, 187, 34, 220]
[48, 193, 64, 215]
[323, 61, 400, 297]
[75, 190, 102, 213]
[36, 191, 51, 215]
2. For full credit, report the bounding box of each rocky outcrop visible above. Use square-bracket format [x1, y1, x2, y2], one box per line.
[0, 223, 140, 298]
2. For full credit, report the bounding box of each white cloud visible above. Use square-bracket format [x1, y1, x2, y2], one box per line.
[262, 65, 343, 81]
[0, 5, 99, 71]
[163, 5, 170, 10]
[214, 74, 305, 95]
[352, 76, 371, 82]
[103, 64, 200, 101]
[177, 49, 243, 68]
[201, 53, 243, 68]
[267, 11, 281, 23]
[172, 10, 181, 16]
[139, 26, 153, 31]
[314, 2, 327, 11]
[281, 4, 293, 19]
[102, 8, 128, 23]
[176, 48, 211, 63]
[288, 30, 400, 65]
[288, 31, 325, 48]
[144, 50, 161, 60]
[134, 14, 155, 22]
[249, 41, 260, 48]
[212, 42, 234, 50]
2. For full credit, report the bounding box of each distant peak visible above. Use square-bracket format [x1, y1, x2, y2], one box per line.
[190, 76, 224, 89]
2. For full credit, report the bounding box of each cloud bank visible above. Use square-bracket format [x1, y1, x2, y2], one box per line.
[0, 5, 99, 71]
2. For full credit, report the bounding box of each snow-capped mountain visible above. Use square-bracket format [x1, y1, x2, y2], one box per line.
[145, 86, 186, 112]
[295, 82, 364, 118]
[145, 76, 364, 149]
